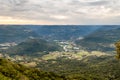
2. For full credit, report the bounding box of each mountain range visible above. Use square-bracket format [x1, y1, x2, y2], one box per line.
[0, 25, 100, 43]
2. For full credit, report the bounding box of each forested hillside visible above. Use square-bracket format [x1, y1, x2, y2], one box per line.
[4, 39, 63, 56]
[1, 55, 120, 80]
[0, 25, 38, 43]
[29, 25, 100, 40]
[0, 25, 100, 43]
[75, 26, 120, 52]
[0, 58, 67, 80]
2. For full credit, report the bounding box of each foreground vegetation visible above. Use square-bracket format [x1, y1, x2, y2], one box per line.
[0, 58, 67, 80]
[115, 41, 120, 59]
[1, 54, 120, 80]
[38, 56, 120, 80]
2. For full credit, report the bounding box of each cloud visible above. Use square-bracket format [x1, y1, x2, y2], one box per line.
[87, 0, 109, 6]
[0, 0, 119, 25]
[50, 15, 69, 20]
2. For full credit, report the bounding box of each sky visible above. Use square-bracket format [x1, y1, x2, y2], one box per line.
[0, 0, 120, 25]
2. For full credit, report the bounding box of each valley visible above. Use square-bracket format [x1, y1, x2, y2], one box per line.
[0, 25, 120, 80]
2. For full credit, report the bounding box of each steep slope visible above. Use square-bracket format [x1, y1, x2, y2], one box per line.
[75, 25, 120, 52]
[5, 39, 63, 55]
[0, 58, 67, 80]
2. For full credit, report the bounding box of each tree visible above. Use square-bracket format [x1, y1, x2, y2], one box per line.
[115, 41, 120, 59]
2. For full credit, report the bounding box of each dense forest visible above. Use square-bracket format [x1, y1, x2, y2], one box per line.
[0, 58, 67, 80]
[0, 54, 120, 80]
[4, 39, 63, 56]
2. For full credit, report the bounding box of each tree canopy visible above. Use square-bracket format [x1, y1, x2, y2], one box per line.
[115, 41, 120, 59]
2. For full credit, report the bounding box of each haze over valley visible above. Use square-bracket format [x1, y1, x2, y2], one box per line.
[0, 25, 120, 80]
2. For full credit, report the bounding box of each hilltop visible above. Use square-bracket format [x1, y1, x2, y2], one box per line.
[4, 39, 63, 56]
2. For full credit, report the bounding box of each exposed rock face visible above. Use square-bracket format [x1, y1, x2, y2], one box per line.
[115, 41, 120, 59]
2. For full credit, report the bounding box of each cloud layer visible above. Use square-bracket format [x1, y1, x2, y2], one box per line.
[0, 0, 120, 25]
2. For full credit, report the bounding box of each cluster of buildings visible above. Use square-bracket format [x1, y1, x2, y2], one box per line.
[56, 41, 80, 52]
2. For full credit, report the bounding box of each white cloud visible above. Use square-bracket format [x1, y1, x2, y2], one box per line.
[0, 0, 119, 24]
[50, 15, 69, 20]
